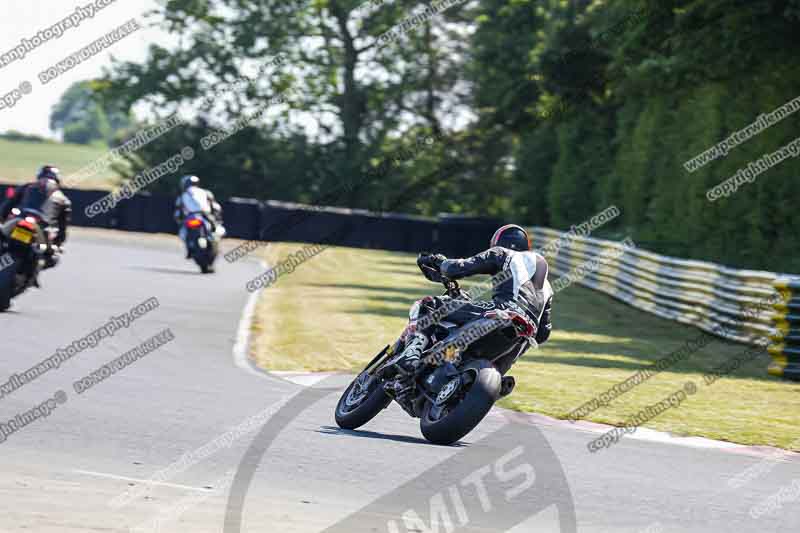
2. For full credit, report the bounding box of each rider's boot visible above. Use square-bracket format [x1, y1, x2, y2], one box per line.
[385, 332, 429, 412]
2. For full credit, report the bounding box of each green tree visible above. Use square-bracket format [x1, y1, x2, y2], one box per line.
[50, 81, 131, 145]
[100, 0, 475, 209]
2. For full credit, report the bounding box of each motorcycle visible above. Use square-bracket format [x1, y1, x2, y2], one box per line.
[0, 207, 51, 311]
[183, 214, 220, 274]
[335, 263, 537, 445]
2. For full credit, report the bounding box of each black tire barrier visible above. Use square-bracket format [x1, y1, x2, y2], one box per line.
[0, 183, 501, 258]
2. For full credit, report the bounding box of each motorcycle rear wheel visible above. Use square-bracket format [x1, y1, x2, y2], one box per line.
[194, 250, 213, 273]
[196, 240, 218, 274]
[420, 359, 501, 445]
[0, 258, 16, 311]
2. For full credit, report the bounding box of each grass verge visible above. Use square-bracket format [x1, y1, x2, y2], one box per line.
[250, 242, 800, 450]
[0, 138, 120, 190]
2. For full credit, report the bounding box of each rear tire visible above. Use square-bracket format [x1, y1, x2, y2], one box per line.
[0, 258, 16, 312]
[335, 373, 391, 430]
[195, 251, 213, 273]
[420, 359, 501, 445]
[197, 242, 217, 274]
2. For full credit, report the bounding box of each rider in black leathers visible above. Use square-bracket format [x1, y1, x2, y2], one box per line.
[388, 224, 554, 405]
[0, 166, 72, 269]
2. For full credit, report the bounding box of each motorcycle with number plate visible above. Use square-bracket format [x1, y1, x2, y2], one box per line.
[335, 262, 537, 445]
[184, 214, 219, 274]
[0, 206, 50, 311]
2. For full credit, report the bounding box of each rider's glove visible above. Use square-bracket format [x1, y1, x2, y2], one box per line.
[418, 253, 446, 268]
[430, 254, 446, 268]
[417, 253, 447, 282]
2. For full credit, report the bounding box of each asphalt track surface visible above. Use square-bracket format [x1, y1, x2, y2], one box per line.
[0, 229, 798, 532]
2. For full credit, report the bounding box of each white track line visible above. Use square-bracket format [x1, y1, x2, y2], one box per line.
[269, 371, 340, 387]
[232, 260, 342, 387]
[71, 470, 212, 492]
[233, 261, 267, 378]
[500, 409, 800, 458]
[232, 278, 265, 379]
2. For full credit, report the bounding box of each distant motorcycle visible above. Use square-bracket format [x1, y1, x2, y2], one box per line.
[0, 207, 52, 311]
[335, 264, 536, 445]
[183, 214, 219, 274]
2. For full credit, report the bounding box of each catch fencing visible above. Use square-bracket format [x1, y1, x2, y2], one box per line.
[532, 227, 798, 381]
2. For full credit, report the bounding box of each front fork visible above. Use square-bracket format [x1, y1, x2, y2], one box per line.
[363, 342, 398, 376]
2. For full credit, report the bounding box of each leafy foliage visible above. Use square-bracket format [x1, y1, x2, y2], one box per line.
[99, 0, 800, 271]
[50, 81, 132, 145]
[470, 0, 800, 272]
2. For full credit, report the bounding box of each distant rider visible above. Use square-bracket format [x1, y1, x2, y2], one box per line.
[0, 165, 72, 270]
[388, 224, 554, 404]
[174, 175, 225, 258]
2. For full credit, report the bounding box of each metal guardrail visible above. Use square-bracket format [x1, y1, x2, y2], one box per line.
[769, 278, 800, 380]
[531, 227, 799, 381]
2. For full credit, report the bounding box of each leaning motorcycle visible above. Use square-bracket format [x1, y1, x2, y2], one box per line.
[335, 263, 536, 445]
[0, 207, 51, 311]
[184, 214, 219, 274]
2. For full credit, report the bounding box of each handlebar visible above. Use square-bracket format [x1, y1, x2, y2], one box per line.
[441, 276, 461, 298]
[418, 254, 462, 299]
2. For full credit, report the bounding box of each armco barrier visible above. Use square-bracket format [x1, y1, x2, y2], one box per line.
[769, 278, 800, 380]
[531, 226, 798, 381]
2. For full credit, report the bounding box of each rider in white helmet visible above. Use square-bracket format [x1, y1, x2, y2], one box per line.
[174, 175, 225, 258]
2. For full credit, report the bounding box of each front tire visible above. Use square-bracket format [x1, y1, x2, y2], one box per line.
[420, 359, 501, 445]
[335, 373, 391, 430]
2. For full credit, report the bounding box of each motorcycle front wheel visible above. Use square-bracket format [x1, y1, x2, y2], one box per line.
[420, 359, 501, 445]
[335, 372, 391, 430]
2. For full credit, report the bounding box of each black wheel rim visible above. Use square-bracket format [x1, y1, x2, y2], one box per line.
[340, 373, 373, 414]
[426, 371, 476, 422]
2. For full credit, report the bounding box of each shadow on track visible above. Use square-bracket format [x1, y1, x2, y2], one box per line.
[128, 266, 205, 275]
[315, 425, 468, 447]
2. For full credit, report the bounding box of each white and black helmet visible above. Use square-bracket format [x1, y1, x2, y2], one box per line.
[180, 175, 200, 191]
